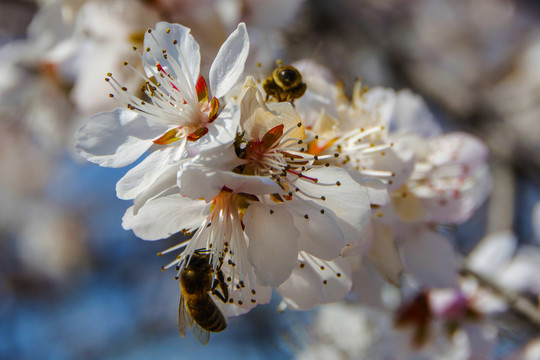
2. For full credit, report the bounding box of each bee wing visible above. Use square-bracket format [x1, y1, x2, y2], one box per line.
[189, 321, 210, 346]
[179, 293, 211, 345]
[178, 293, 192, 338]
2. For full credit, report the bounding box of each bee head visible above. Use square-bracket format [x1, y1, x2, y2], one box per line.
[273, 65, 303, 90]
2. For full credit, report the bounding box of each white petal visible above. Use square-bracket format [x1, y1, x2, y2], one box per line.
[286, 198, 345, 260]
[350, 260, 386, 309]
[133, 167, 179, 214]
[74, 109, 167, 167]
[195, 103, 240, 152]
[419, 164, 491, 224]
[429, 132, 488, 172]
[296, 166, 371, 244]
[244, 202, 299, 286]
[366, 223, 403, 285]
[400, 229, 458, 288]
[498, 246, 540, 293]
[374, 143, 415, 191]
[122, 194, 206, 240]
[466, 231, 516, 276]
[390, 89, 442, 138]
[143, 22, 200, 88]
[277, 254, 352, 310]
[179, 166, 279, 202]
[215, 263, 272, 317]
[209, 23, 249, 99]
[116, 146, 179, 200]
[360, 178, 390, 206]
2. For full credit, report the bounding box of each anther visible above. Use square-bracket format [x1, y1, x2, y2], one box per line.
[173, 40, 177, 45]
[269, 209, 274, 214]
[336, 181, 341, 186]
[323, 280, 327, 285]
[166, 28, 171, 33]
[321, 196, 326, 201]
[320, 209, 325, 214]
[304, 214, 309, 219]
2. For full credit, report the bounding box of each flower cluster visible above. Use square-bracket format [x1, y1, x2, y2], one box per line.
[75, 21, 491, 349]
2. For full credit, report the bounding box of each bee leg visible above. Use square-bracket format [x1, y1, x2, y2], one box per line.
[212, 289, 228, 303]
[211, 270, 229, 303]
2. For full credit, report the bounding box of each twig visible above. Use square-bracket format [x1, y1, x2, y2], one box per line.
[459, 263, 540, 327]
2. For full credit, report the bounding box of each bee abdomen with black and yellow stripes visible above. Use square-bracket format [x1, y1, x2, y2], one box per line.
[187, 295, 227, 332]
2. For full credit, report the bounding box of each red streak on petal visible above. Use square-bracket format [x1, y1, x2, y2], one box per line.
[156, 63, 180, 92]
[262, 125, 284, 149]
[187, 127, 209, 141]
[153, 127, 182, 145]
[208, 97, 219, 123]
[196, 75, 209, 103]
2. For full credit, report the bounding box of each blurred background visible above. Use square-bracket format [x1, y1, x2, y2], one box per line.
[1, 0, 540, 359]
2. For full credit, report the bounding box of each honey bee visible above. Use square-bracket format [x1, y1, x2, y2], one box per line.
[179, 249, 229, 345]
[263, 65, 307, 103]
